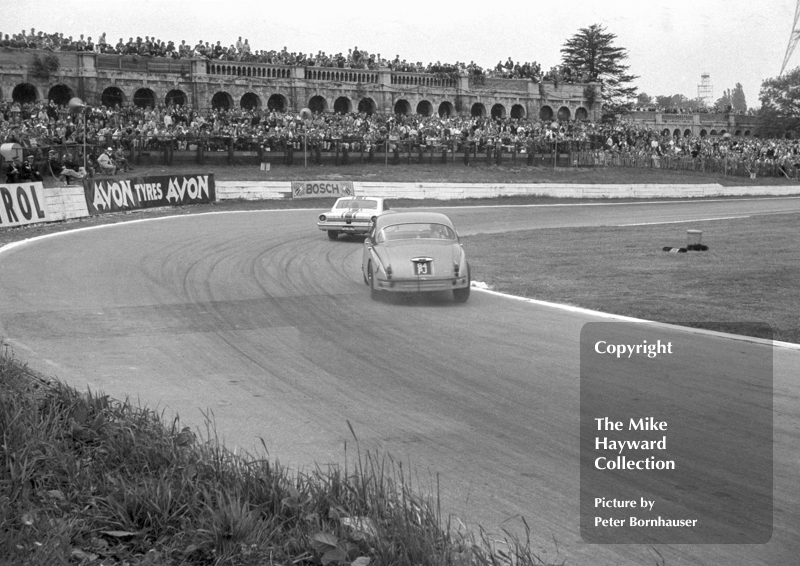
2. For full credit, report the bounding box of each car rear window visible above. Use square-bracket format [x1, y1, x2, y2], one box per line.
[377, 223, 455, 243]
[335, 199, 378, 210]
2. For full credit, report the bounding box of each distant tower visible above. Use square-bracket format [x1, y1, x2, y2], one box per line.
[697, 72, 714, 107]
[781, 0, 800, 75]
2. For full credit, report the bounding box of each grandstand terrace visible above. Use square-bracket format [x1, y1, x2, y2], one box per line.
[0, 47, 599, 121]
[623, 110, 761, 139]
[3, 35, 796, 182]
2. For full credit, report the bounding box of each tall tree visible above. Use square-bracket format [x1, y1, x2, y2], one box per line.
[655, 94, 676, 109]
[560, 24, 638, 119]
[636, 92, 653, 106]
[652, 93, 700, 111]
[757, 68, 800, 135]
[715, 89, 732, 111]
[731, 83, 747, 113]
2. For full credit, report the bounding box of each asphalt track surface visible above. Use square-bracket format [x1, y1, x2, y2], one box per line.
[1, 197, 799, 566]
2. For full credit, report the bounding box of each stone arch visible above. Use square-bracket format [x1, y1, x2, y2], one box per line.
[358, 98, 376, 115]
[735, 130, 742, 136]
[673, 129, 681, 138]
[471, 102, 486, 117]
[268, 94, 288, 111]
[710, 129, 718, 136]
[662, 128, 671, 136]
[166, 89, 188, 107]
[240, 92, 261, 110]
[211, 91, 233, 110]
[12, 83, 38, 104]
[416, 99, 433, 116]
[684, 129, 692, 137]
[510, 104, 526, 119]
[101, 86, 125, 108]
[133, 88, 156, 109]
[309, 95, 328, 113]
[719, 129, 727, 136]
[394, 99, 411, 115]
[334, 96, 352, 114]
[490, 103, 506, 119]
[557, 106, 571, 121]
[744, 130, 751, 136]
[700, 129, 707, 137]
[575, 107, 589, 121]
[539, 105, 553, 120]
[438, 101, 455, 117]
[48, 84, 73, 106]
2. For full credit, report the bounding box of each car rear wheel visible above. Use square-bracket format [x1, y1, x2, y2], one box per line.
[453, 265, 471, 303]
[368, 262, 380, 301]
[327, 230, 339, 240]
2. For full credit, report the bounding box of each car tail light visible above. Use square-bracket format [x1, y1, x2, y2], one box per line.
[371, 216, 377, 223]
[319, 214, 327, 221]
[453, 262, 460, 275]
[385, 265, 393, 279]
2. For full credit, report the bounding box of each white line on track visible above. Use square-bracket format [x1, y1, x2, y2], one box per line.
[471, 284, 800, 351]
[618, 215, 751, 226]
[2, 207, 798, 351]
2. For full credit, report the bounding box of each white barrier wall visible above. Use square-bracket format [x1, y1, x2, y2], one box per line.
[215, 181, 800, 201]
[352, 182, 800, 199]
[1, 182, 88, 228]
[215, 182, 290, 200]
[44, 186, 90, 221]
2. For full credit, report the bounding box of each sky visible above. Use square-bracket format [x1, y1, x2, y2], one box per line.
[4, 0, 797, 110]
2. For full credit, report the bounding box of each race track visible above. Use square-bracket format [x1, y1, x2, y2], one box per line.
[1, 197, 798, 566]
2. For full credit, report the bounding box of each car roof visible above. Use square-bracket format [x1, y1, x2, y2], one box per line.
[335, 196, 383, 202]
[374, 211, 455, 230]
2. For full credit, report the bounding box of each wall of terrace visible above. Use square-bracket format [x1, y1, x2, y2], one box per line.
[0, 49, 601, 121]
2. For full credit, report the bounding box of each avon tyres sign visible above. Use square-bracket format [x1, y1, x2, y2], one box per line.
[83, 174, 215, 215]
[0, 182, 50, 227]
[292, 181, 354, 199]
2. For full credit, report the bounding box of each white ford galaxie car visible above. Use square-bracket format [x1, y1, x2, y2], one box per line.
[317, 196, 391, 239]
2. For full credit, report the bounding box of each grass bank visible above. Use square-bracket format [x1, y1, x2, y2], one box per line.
[0, 351, 550, 566]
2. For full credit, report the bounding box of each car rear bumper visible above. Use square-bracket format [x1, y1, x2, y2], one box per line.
[374, 276, 469, 292]
[318, 222, 371, 233]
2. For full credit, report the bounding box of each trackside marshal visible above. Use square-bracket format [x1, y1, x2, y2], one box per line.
[292, 181, 354, 198]
[83, 174, 215, 215]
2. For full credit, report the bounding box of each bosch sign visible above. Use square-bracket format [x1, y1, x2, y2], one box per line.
[292, 181, 354, 198]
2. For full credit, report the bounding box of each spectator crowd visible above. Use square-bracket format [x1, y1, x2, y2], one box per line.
[1, 27, 587, 83]
[2, 98, 798, 182]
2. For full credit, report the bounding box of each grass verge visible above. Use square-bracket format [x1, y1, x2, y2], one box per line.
[0, 348, 556, 566]
[462, 213, 800, 344]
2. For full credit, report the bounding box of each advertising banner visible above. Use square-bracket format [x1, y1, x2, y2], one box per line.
[83, 173, 215, 215]
[291, 181, 354, 199]
[0, 182, 50, 228]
